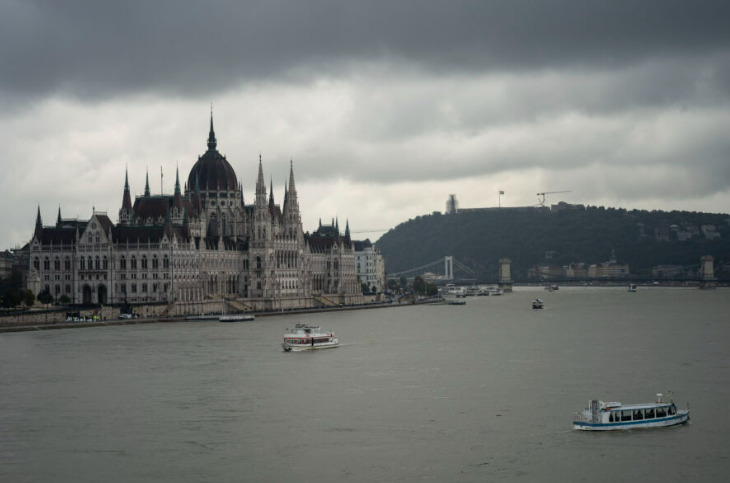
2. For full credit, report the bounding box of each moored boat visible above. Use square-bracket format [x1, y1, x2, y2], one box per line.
[628, 283, 637, 292]
[532, 298, 544, 309]
[219, 314, 255, 322]
[573, 393, 689, 431]
[282, 324, 339, 351]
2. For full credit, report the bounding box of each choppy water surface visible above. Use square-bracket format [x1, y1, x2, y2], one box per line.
[1, 287, 729, 482]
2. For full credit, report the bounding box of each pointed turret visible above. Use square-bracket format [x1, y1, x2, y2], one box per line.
[207, 107, 217, 152]
[56, 206, 62, 226]
[345, 219, 351, 241]
[173, 166, 184, 212]
[34, 205, 43, 239]
[122, 168, 132, 210]
[120, 167, 133, 225]
[144, 169, 151, 196]
[255, 154, 267, 206]
[268, 177, 275, 210]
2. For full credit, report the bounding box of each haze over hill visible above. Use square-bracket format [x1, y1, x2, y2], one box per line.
[375, 205, 730, 282]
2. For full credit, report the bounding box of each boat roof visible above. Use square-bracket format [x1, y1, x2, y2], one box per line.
[602, 401, 673, 410]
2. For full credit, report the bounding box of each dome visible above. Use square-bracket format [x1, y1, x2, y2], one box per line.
[187, 115, 238, 192]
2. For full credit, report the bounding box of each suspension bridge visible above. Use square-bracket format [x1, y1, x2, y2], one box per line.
[386, 256, 477, 283]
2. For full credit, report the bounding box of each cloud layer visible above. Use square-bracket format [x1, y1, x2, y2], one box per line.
[1, 1, 729, 249]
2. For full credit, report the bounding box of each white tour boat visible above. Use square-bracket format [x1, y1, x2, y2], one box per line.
[219, 314, 255, 322]
[628, 283, 638, 292]
[532, 298, 544, 309]
[282, 324, 339, 352]
[573, 393, 689, 431]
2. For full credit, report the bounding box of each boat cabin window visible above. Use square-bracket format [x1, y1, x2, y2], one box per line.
[621, 411, 632, 422]
[656, 407, 667, 418]
[645, 408, 655, 419]
[669, 405, 676, 415]
[633, 410, 644, 420]
[609, 412, 615, 422]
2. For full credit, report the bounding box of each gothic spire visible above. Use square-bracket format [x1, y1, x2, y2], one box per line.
[207, 106, 217, 151]
[33, 205, 43, 240]
[288, 159, 297, 194]
[144, 169, 151, 197]
[57, 206, 62, 225]
[174, 166, 181, 195]
[122, 166, 132, 213]
[255, 154, 267, 205]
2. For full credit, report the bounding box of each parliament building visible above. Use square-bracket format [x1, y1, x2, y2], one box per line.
[27, 115, 365, 315]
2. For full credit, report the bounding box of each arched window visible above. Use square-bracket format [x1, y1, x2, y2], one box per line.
[64, 257, 71, 270]
[131, 256, 137, 270]
[33, 257, 40, 270]
[54, 258, 60, 270]
[95, 257, 100, 270]
[163, 256, 169, 269]
[142, 256, 148, 269]
[152, 256, 159, 269]
[43, 257, 50, 270]
[256, 256, 262, 269]
[103, 256, 108, 270]
[80, 258, 85, 270]
[120, 256, 127, 270]
[87, 256, 93, 270]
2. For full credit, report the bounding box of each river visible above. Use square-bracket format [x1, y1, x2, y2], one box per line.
[1, 286, 728, 482]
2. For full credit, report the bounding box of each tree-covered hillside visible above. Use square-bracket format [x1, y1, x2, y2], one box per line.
[375, 207, 730, 282]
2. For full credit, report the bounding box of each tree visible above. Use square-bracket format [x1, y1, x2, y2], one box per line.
[23, 290, 35, 309]
[59, 294, 71, 305]
[38, 290, 54, 324]
[413, 276, 426, 294]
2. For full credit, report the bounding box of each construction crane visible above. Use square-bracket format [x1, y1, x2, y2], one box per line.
[537, 191, 571, 207]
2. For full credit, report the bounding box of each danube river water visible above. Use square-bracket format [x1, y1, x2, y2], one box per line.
[1, 286, 729, 482]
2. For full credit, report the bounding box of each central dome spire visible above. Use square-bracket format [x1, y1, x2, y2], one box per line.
[207, 105, 217, 151]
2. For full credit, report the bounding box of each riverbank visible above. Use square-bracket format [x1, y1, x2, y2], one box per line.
[0, 298, 442, 334]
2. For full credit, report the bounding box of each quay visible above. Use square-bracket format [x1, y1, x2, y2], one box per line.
[0, 297, 443, 334]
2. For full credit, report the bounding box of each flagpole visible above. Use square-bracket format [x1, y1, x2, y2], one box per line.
[161, 166, 163, 195]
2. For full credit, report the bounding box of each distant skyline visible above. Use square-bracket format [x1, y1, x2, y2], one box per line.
[2, 1, 729, 249]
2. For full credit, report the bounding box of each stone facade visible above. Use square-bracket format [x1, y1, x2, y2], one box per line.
[27, 115, 364, 314]
[354, 239, 386, 292]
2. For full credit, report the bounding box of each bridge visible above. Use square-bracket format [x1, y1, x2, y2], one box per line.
[386, 256, 477, 283]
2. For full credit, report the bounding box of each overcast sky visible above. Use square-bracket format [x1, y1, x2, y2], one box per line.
[2, 0, 729, 249]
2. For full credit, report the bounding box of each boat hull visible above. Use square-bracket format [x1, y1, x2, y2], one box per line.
[282, 341, 339, 352]
[219, 315, 255, 322]
[573, 411, 689, 431]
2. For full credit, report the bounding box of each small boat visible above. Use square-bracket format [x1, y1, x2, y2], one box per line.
[628, 283, 637, 292]
[447, 300, 466, 305]
[219, 314, 255, 322]
[186, 314, 220, 321]
[573, 393, 689, 431]
[282, 324, 339, 351]
[532, 298, 544, 309]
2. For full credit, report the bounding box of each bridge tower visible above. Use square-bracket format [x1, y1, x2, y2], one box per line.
[498, 258, 513, 292]
[444, 256, 454, 280]
[699, 255, 717, 290]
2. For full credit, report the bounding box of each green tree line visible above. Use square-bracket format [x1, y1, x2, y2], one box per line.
[376, 207, 730, 282]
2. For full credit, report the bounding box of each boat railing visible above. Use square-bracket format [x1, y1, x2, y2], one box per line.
[573, 411, 589, 423]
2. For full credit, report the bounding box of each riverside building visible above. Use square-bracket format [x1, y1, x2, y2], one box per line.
[26, 115, 364, 314]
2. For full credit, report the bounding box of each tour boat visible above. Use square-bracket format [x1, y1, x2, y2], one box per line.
[628, 283, 637, 292]
[219, 314, 255, 322]
[532, 298, 544, 309]
[282, 324, 339, 351]
[573, 393, 689, 431]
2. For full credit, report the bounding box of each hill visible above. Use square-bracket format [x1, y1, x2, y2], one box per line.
[375, 206, 730, 282]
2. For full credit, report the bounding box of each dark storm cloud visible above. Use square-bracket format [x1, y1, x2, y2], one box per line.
[2, 0, 729, 102]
